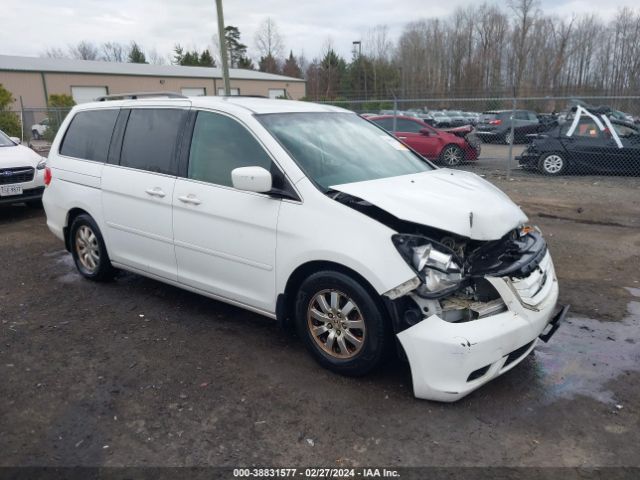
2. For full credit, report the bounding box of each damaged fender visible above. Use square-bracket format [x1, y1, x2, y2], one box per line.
[396, 253, 560, 402]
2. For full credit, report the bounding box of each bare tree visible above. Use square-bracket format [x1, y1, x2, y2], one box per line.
[41, 47, 68, 59]
[508, 0, 540, 95]
[146, 48, 167, 65]
[254, 18, 284, 59]
[101, 42, 127, 62]
[68, 41, 100, 61]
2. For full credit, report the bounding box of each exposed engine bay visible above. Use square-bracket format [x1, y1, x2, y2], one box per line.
[331, 191, 549, 334]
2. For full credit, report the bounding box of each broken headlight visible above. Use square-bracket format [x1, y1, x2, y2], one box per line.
[392, 234, 463, 298]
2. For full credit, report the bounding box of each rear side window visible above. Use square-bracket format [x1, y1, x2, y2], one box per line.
[396, 119, 423, 133]
[60, 109, 118, 162]
[371, 118, 393, 131]
[187, 111, 272, 187]
[120, 109, 187, 175]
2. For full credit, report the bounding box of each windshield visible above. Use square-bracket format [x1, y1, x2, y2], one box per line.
[258, 112, 434, 191]
[0, 130, 16, 147]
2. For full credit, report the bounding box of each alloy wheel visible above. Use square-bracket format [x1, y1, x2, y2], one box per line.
[75, 225, 100, 273]
[307, 289, 365, 359]
[442, 146, 463, 166]
[542, 154, 564, 174]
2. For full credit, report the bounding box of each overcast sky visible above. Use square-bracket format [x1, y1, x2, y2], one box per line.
[2, 0, 639, 62]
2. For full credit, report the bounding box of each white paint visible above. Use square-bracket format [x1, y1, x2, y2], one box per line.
[331, 169, 528, 241]
[398, 253, 559, 402]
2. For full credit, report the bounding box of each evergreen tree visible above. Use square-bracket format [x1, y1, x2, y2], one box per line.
[128, 42, 147, 63]
[259, 54, 280, 74]
[225, 26, 248, 68]
[282, 51, 302, 78]
[237, 56, 255, 70]
[199, 49, 215, 67]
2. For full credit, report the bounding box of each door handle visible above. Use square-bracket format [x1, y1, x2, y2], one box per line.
[178, 194, 202, 205]
[398, 136, 407, 140]
[145, 188, 166, 198]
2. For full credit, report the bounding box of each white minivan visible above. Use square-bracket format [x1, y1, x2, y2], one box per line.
[43, 93, 567, 402]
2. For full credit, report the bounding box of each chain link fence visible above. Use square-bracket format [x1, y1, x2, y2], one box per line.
[316, 95, 640, 179]
[2, 107, 73, 156]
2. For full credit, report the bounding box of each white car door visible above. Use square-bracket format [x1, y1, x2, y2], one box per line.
[101, 107, 188, 280]
[173, 110, 283, 312]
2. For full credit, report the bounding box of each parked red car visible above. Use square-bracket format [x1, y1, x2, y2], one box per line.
[367, 115, 480, 166]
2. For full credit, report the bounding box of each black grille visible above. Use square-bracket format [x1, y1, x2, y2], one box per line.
[467, 364, 491, 382]
[0, 167, 35, 185]
[503, 340, 535, 367]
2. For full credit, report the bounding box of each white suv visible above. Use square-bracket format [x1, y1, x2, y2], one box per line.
[0, 129, 46, 206]
[43, 94, 566, 402]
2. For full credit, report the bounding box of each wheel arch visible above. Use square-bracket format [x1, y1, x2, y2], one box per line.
[277, 260, 386, 331]
[64, 208, 92, 252]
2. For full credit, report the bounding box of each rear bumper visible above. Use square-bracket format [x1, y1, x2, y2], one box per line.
[0, 186, 44, 205]
[398, 252, 562, 402]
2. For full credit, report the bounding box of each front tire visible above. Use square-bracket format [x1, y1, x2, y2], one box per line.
[31, 130, 40, 141]
[538, 152, 567, 175]
[294, 270, 389, 376]
[439, 144, 464, 166]
[69, 214, 114, 281]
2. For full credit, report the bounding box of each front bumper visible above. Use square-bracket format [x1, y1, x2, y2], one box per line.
[0, 186, 45, 205]
[397, 251, 563, 402]
[516, 150, 540, 168]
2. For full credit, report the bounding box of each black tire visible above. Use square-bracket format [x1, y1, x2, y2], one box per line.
[538, 152, 568, 176]
[31, 130, 40, 141]
[439, 144, 464, 166]
[26, 199, 43, 208]
[294, 270, 389, 376]
[69, 214, 115, 281]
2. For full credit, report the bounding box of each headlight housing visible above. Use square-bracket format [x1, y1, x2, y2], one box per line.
[392, 234, 463, 298]
[36, 158, 47, 170]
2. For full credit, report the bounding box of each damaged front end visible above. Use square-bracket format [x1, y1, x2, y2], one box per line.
[384, 228, 565, 402]
[332, 190, 566, 402]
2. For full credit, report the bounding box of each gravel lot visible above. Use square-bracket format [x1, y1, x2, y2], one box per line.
[1, 157, 639, 469]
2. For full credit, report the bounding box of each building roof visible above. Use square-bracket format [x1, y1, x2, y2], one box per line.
[0, 54, 305, 83]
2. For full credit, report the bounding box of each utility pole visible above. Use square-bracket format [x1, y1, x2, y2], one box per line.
[215, 0, 230, 95]
[353, 40, 367, 100]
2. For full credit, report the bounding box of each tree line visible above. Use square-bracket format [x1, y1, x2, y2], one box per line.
[41, 18, 306, 77]
[39, 3, 640, 108]
[305, 1, 640, 107]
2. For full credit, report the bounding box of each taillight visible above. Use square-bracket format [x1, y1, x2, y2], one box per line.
[489, 119, 502, 125]
[44, 167, 52, 186]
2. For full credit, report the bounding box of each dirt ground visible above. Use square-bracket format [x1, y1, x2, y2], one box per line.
[1, 159, 639, 469]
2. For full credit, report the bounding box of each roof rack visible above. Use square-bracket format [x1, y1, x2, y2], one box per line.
[219, 94, 268, 98]
[97, 92, 187, 101]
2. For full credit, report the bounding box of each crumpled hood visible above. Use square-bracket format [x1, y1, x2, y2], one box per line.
[0, 144, 42, 169]
[331, 169, 528, 240]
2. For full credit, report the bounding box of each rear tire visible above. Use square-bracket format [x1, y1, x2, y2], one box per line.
[538, 152, 567, 176]
[294, 270, 389, 376]
[69, 214, 115, 281]
[31, 130, 40, 141]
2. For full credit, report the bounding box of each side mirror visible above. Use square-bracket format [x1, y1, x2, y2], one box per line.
[231, 166, 272, 193]
[419, 128, 433, 136]
[9, 137, 21, 144]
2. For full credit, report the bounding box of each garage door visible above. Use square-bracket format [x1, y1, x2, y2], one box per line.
[181, 87, 206, 96]
[71, 86, 108, 104]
